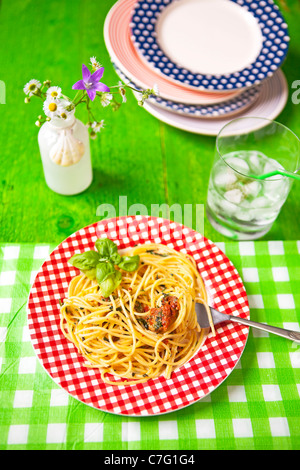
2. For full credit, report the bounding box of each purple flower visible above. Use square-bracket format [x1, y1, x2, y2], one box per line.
[72, 64, 110, 101]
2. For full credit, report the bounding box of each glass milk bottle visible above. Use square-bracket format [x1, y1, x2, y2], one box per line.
[38, 111, 92, 195]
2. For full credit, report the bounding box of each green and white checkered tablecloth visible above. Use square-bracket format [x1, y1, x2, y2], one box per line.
[0, 242, 299, 450]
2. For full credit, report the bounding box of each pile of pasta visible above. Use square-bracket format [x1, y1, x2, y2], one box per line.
[60, 243, 212, 385]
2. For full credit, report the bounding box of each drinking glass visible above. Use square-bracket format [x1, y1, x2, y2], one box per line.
[206, 117, 300, 240]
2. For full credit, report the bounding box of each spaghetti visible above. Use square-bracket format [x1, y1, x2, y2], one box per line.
[60, 243, 214, 385]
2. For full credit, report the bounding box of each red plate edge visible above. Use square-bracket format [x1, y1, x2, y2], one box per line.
[27, 216, 250, 416]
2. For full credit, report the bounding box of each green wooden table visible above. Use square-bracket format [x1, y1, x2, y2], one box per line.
[0, 0, 300, 244]
[0, 0, 300, 451]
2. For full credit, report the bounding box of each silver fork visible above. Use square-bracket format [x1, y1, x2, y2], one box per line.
[195, 303, 300, 344]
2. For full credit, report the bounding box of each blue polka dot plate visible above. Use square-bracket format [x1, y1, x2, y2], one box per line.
[130, 0, 289, 91]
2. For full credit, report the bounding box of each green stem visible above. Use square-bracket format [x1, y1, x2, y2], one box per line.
[109, 83, 143, 93]
[72, 90, 86, 106]
[85, 98, 98, 123]
[32, 89, 46, 100]
[71, 90, 81, 103]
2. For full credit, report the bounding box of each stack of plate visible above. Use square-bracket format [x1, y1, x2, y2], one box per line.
[104, 0, 289, 135]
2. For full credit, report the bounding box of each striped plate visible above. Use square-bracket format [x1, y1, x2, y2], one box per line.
[140, 69, 288, 136]
[114, 63, 260, 119]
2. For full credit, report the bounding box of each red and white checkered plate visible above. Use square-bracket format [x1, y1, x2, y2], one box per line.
[27, 216, 249, 416]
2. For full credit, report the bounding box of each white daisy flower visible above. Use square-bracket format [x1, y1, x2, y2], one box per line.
[43, 98, 62, 118]
[60, 110, 69, 120]
[90, 56, 102, 71]
[91, 120, 105, 132]
[59, 99, 74, 119]
[23, 79, 42, 96]
[99, 93, 113, 107]
[46, 86, 62, 100]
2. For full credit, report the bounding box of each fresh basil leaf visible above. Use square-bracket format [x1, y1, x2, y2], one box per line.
[82, 268, 96, 280]
[110, 252, 122, 265]
[69, 251, 100, 270]
[96, 261, 116, 285]
[95, 238, 119, 261]
[118, 255, 140, 272]
[100, 270, 122, 297]
[69, 240, 140, 296]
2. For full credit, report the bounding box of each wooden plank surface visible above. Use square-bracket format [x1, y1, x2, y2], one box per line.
[0, 0, 299, 244]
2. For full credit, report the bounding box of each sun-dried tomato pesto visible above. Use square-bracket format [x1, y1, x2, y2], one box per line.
[143, 295, 180, 333]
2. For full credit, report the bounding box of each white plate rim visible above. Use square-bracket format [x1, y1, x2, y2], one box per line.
[140, 69, 288, 135]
